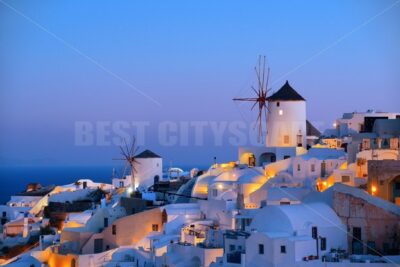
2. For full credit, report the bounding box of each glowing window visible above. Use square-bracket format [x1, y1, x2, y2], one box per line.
[152, 224, 159, 231]
[279, 109, 283, 116]
[283, 135, 289, 144]
[342, 176, 350, 183]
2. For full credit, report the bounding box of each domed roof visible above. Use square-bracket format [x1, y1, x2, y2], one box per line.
[267, 80, 305, 101]
[250, 202, 343, 234]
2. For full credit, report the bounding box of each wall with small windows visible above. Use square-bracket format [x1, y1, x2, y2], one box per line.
[292, 156, 346, 181]
[81, 207, 162, 254]
[266, 100, 307, 148]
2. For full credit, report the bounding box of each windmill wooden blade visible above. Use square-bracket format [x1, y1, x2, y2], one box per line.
[232, 55, 272, 143]
[261, 56, 266, 92]
[232, 97, 258, 101]
[129, 136, 136, 156]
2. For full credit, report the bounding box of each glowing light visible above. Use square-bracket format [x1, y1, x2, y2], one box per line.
[279, 109, 283, 116]
[322, 181, 327, 187]
[371, 186, 377, 194]
[217, 184, 223, 190]
[127, 187, 134, 194]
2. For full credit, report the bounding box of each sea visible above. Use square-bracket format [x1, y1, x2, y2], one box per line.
[0, 165, 206, 204]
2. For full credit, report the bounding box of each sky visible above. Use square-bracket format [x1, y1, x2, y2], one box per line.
[0, 0, 399, 167]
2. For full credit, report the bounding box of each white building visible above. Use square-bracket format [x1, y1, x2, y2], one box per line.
[238, 81, 321, 167]
[113, 149, 163, 191]
[266, 81, 307, 148]
[245, 203, 347, 267]
[327, 110, 400, 138]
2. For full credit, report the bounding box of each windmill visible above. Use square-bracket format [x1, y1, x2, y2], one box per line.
[113, 136, 140, 192]
[233, 55, 272, 143]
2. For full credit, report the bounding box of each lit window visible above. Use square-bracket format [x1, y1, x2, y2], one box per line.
[283, 135, 289, 144]
[279, 109, 283, 116]
[152, 224, 159, 231]
[342, 176, 350, 183]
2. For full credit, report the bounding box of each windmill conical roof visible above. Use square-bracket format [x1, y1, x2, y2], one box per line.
[267, 80, 305, 101]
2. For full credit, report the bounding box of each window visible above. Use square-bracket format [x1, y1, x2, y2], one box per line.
[112, 225, 116, 235]
[297, 164, 301, 171]
[283, 135, 289, 144]
[297, 134, 303, 147]
[229, 244, 235, 251]
[277, 102, 280, 107]
[280, 245, 286, 254]
[258, 244, 264, 254]
[283, 155, 290, 159]
[311, 164, 315, 172]
[342, 176, 350, 183]
[104, 217, 108, 228]
[279, 109, 283, 116]
[320, 237, 326, 251]
[2, 211, 6, 217]
[152, 224, 159, 231]
[396, 182, 400, 190]
[312, 226, 318, 239]
[353, 227, 361, 240]
[212, 189, 218, 197]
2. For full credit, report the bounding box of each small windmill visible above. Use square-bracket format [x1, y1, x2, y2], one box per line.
[233, 55, 272, 142]
[113, 136, 140, 192]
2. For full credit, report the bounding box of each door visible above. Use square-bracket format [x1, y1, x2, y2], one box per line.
[352, 227, 363, 254]
[248, 155, 256, 167]
[321, 162, 326, 177]
[94, 238, 103, 253]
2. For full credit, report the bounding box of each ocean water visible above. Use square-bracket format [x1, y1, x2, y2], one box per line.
[0, 165, 207, 204]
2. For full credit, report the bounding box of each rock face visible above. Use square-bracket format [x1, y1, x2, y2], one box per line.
[333, 190, 400, 255]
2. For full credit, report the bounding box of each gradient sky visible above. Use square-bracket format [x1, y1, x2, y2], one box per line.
[0, 0, 399, 167]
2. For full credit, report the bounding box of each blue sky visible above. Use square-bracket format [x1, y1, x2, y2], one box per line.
[0, 0, 399, 167]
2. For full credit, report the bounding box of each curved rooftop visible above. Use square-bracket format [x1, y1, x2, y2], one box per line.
[250, 202, 343, 234]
